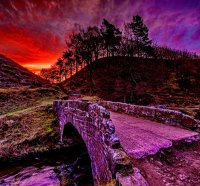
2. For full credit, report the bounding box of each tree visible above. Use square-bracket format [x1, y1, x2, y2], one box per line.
[40, 68, 50, 81]
[79, 28, 94, 93]
[67, 32, 83, 73]
[128, 15, 151, 57]
[100, 19, 122, 57]
[121, 23, 135, 57]
[62, 50, 74, 77]
[48, 65, 59, 83]
[87, 26, 103, 61]
[72, 27, 101, 94]
[56, 58, 64, 82]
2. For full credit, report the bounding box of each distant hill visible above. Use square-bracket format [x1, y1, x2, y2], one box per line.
[0, 54, 49, 88]
[62, 57, 200, 116]
[0, 54, 61, 115]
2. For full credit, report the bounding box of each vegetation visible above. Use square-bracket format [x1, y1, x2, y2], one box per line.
[0, 105, 58, 161]
[0, 102, 83, 163]
[0, 86, 61, 115]
[62, 56, 200, 116]
[0, 52, 72, 164]
[0, 54, 48, 88]
[40, 15, 199, 91]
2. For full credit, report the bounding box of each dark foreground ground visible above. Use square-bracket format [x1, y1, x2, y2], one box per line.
[0, 86, 199, 185]
[135, 142, 200, 186]
[0, 93, 94, 185]
[110, 111, 200, 186]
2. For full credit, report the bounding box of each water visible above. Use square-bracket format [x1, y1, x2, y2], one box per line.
[0, 148, 94, 186]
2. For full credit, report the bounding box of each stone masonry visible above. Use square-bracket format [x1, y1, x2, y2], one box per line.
[99, 101, 200, 132]
[53, 100, 147, 186]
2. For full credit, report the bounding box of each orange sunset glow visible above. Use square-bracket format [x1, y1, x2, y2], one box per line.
[0, 23, 64, 73]
[1, 0, 200, 73]
[1, 1, 200, 185]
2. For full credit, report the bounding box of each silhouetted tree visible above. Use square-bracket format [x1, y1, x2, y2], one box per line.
[39, 15, 199, 84]
[63, 50, 74, 77]
[87, 26, 103, 61]
[56, 58, 64, 82]
[67, 32, 83, 73]
[40, 68, 50, 81]
[49, 65, 59, 83]
[122, 23, 136, 57]
[128, 15, 152, 57]
[100, 19, 122, 57]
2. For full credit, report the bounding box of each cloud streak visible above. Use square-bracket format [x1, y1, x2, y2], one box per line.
[0, 0, 200, 72]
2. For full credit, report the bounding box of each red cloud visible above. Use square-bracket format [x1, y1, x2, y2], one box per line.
[0, 23, 64, 71]
[0, 0, 200, 73]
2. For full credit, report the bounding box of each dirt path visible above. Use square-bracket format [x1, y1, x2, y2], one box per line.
[133, 142, 200, 186]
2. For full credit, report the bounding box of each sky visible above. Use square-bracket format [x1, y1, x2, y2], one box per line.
[0, 0, 200, 73]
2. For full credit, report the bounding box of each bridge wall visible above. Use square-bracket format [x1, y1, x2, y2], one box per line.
[99, 101, 200, 132]
[53, 100, 138, 186]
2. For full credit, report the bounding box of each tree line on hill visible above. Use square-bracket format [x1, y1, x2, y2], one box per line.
[40, 15, 199, 86]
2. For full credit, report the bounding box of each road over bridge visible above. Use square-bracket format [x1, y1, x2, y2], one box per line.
[110, 111, 199, 159]
[53, 100, 200, 186]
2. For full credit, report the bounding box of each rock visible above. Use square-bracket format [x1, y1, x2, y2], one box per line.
[178, 174, 188, 181]
[2, 167, 60, 186]
[155, 160, 163, 166]
[116, 168, 149, 186]
[150, 158, 154, 161]
[169, 177, 175, 181]
[45, 105, 54, 113]
[110, 134, 120, 148]
[5, 119, 15, 127]
[157, 105, 167, 109]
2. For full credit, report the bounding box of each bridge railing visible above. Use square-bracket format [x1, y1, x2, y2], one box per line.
[53, 100, 90, 112]
[98, 101, 200, 132]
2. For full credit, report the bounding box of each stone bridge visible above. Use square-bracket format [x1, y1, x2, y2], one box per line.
[53, 100, 138, 186]
[53, 100, 200, 186]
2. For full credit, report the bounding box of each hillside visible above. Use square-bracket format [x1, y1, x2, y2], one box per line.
[62, 57, 200, 116]
[0, 54, 48, 88]
[0, 54, 62, 115]
[0, 55, 68, 171]
[0, 56, 86, 185]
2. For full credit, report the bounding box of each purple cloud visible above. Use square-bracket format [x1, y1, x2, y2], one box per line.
[0, 0, 200, 71]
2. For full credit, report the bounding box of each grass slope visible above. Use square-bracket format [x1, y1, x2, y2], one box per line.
[0, 54, 64, 115]
[0, 54, 48, 88]
[0, 86, 61, 115]
[0, 103, 58, 160]
[62, 57, 200, 116]
[0, 55, 70, 162]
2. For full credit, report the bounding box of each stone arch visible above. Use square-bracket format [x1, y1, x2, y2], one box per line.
[61, 120, 113, 185]
[53, 100, 133, 186]
[62, 122, 86, 148]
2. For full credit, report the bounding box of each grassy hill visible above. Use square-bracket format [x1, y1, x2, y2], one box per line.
[0, 54, 62, 115]
[0, 55, 66, 162]
[0, 54, 49, 88]
[62, 56, 200, 116]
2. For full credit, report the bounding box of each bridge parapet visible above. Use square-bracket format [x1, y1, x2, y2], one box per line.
[53, 100, 145, 186]
[99, 101, 200, 132]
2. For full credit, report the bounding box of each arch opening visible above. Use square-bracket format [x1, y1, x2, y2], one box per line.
[62, 123, 94, 185]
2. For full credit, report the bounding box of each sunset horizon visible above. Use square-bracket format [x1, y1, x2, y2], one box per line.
[1, 0, 200, 73]
[1, 1, 200, 185]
